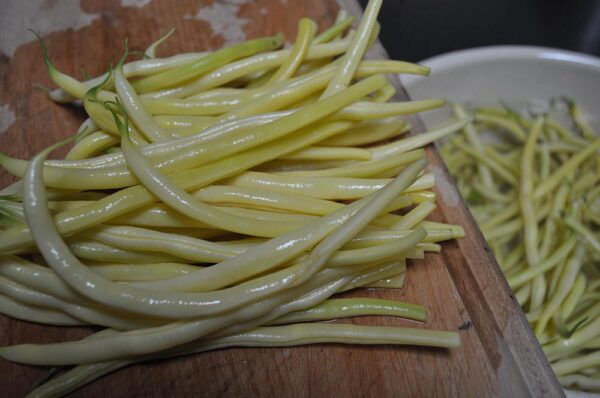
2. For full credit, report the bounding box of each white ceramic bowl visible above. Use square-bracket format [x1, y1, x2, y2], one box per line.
[402, 46, 600, 129]
[403, 46, 600, 398]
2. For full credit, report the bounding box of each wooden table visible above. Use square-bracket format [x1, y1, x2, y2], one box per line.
[0, 0, 563, 396]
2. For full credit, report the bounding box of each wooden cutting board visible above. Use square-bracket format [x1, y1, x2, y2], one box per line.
[0, 1, 563, 396]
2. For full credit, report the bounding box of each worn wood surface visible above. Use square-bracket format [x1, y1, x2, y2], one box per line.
[0, 0, 563, 397]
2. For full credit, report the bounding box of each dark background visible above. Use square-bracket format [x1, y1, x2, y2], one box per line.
[359, 0, 600, 62]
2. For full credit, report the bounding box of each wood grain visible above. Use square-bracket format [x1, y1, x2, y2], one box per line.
[0, 0, 563, 397]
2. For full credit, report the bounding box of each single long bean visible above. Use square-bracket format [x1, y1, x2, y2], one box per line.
[320, 117, 408, 146]
[115, 55, 172, 142]
[267, 18, 315, 84]
[132, 35, 284, 93]
[321, 0, 382, 97]
[0, 293, 82, 326]
[279, 149, 424, 178]
[224, 171, 434, 200]
[534, 248, 583, 337]
[519, 117, 545, 310]
[268, 298, 427, 324]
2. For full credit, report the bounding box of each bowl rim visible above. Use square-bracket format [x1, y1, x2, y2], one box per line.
[403, 45, 600, 87]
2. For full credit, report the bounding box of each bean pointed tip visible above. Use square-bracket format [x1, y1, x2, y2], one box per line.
[273, 32, 285, 47]
[418, 65, 431, 76]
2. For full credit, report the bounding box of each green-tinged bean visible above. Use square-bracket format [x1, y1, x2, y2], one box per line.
[267, 298, 427, 324]
[534, 247, 584, 337]
[278, 149, 424, 178]
[451, 139, 517, 185]
[132, 34, 284, 93]
[333, 99, 445, 121]
[483, 146, 520, 175]
[339, 260, 405, 292]
[144, 28, 175, 59]
[324, 231, 425, 268]
[371, 83, 397, 103]
[539, 185, 569, 259]
[391, 201, 436, 230]
[342, 228, 451, 249]
[554, 273, 587, 336]
[507, 236, 577, 289]
[564, 216, 600, 252]
[279, 146, 372, 161]
[267, 18, 315, 84]
[320, 117, 408, 146]
[515, 283, 531, 307]
[534, 139, 600, 199]
[197, 185, 414, 217]
[474, 112, 526, 141]
[452, 103, 495, 188]
[223, 171, 434, 200]
[558, 374, 600, 391]
[544, 315, 600, 361]
[370, 117, 470, 160]
[115, 51, 173, 142]
[196, 185, 353, 215]
[65, 131, 119, 160]
[321, 0, 382, 97]
[32, 31, 114, 102]
[519, 117, 545, 310]
[566, 98, 597, 140]
[313, 16, 355, 44]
